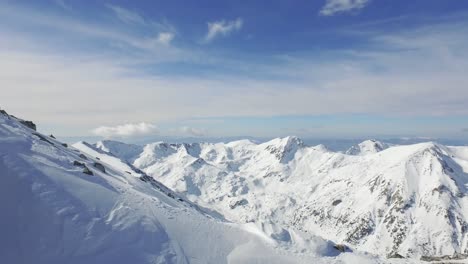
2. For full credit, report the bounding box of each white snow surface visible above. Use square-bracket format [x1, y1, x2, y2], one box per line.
[0, 112, 388, 263]
[88, 136, 468, 260]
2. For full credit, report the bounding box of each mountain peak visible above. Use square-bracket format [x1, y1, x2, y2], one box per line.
[346, 139, 389, 155]
[263, 136, 305, 163]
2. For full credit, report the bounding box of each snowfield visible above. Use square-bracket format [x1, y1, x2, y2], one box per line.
[83, 135, 468, 261]
[0, 111, 392, 263]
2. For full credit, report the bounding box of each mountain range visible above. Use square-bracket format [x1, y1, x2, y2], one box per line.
[2, 109, 468, 263]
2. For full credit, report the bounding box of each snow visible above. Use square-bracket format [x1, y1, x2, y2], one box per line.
[89, 136, 468, 260]
[0, 111, 386, 263]
[345, 139, 390, 155]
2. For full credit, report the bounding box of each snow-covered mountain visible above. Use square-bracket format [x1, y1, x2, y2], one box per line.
[0, 110, 384, 263]
[345, 139, 389, 155]
[89, 136, 468, 260]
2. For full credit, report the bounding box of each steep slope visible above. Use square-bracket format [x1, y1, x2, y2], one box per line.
[0, 110, 379, 264]
[293, 143, 468, 258]
[91, 137, 468, 260]
[95, 140, 143, 163]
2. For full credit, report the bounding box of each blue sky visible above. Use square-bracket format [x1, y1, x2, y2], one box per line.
[1, 0, 468, 140]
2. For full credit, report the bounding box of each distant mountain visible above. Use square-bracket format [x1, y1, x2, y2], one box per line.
[90, 136, 468, 260]
[345, 139, 390, 155]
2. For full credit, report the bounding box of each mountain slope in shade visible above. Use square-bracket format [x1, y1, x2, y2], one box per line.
[0, 110, 385, 264]
[91, 137, 468, 260]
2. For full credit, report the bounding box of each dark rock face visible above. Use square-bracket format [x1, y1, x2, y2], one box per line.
[93, 162, 106, 173]
[229, 199, 249, 209]
[79, 154, 88, 160]
[73, 161, 85, 167]
[82, 166, 94, 176]
[49, 134, 56, 139]
[20, 120, 36, 131]
[333, 244, 348, 253]
[332, 200, 342, 206]
[387, 253, 405, 259]
[62, 143, 68, 148]
[420, 253, 468, 262]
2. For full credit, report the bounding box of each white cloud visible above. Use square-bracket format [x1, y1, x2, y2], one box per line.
[107, 4, 146, 25]
[180, 126, 206, 137]
[157, 32, 175, 45]
[92, 123, 159, 138]
[320, 0, 371, 16]
[205, 18, 243, 42]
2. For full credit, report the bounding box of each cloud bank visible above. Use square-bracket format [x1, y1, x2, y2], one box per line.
[92, 123, 159, 138]
[180, 126, 206, 137]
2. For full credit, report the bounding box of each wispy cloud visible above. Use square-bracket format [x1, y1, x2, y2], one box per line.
[320, 0, 371, 16]
[92, 123, 159, 138]
[107, 4, 146, 25]
[105, 4, 177, 47]
[0, 3, 184, 59]
[205, 18, 243, 42]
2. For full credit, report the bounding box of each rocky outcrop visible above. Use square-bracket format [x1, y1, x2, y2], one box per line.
[93, 162, 106, 173]
[82, 166, 94, 176]
[19, 120, 36, 131]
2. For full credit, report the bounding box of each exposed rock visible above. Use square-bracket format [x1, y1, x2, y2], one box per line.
[387, 253, 405, 259]
[19, 120, 36, 131]
[49, 134, 56, 139]
[229, 199, 249, 209]
[73, 160, 85, 167]
[62, 143, 68, 148]
[82, 166, 94, 176]
[93, 162, 106, 173]
[79, 154, 88, 160]
[333, 244, 348, 253]
[332, 199, 342, 206]
[420, 253, 468, 262]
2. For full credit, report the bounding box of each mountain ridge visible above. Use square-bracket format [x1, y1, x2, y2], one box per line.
[88, 137, 468, 259]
